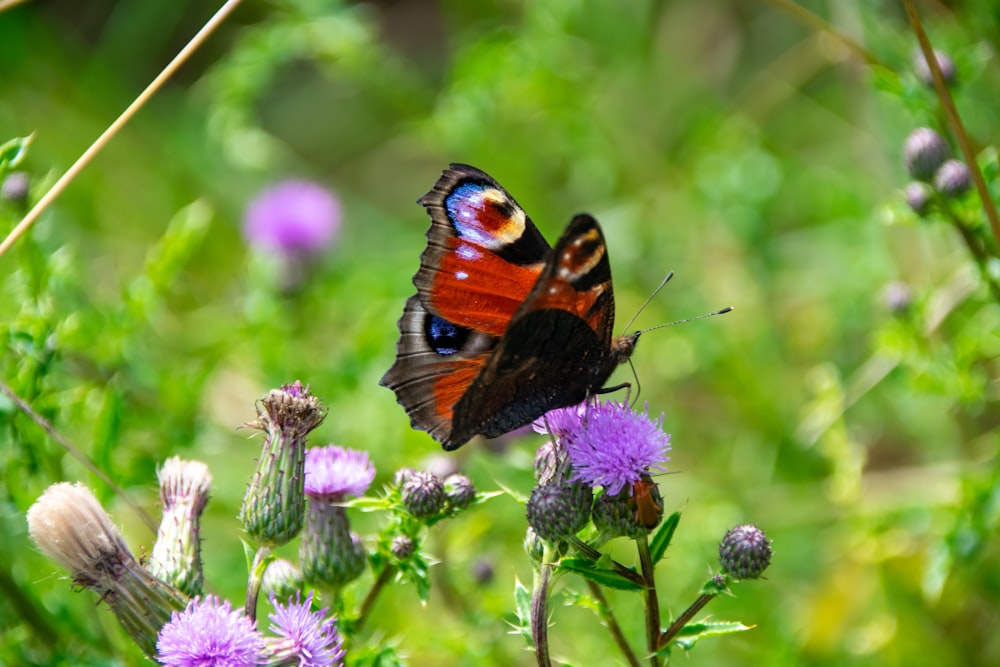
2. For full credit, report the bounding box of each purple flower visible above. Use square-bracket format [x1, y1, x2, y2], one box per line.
[156, 596, 264, 667]
[304, 445, 375, 500]
[266, 592, 344, 667]
[532, 402, 588, 438]
[244, 181, 340, 255]
[543, 401, 670, 496]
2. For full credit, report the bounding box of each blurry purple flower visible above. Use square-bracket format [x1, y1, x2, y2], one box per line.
[244, 181, 340, 255]
[304, 445, 375, 500]
[934, 159, 972, 197]
[544, 401, 670, 496]
[904, 181, 932, 216]
[266, 592, 344, 667]
[913, 48, 956, 87]
[156, 596, 264, 667]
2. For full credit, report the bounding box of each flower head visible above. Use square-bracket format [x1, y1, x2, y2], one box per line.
[156, 596, 264, 667]
[304, 445, 376, 500]
[28, 483, 187, 658]
[240, 382, 325, 547]
[934, 159, 972, 198]
[903, 181, 932, 216]
[400, 471, 446, 518]
[265, 592, 344, 667]
[719, 524, 773, 580]
[913, 48, 957, 87]
[545, 401, 670, 496]
[150, 457, 212, 597]
[244, 180, 340, 256]
[526, 481, 593, 541]
[903, 128, 950, 182]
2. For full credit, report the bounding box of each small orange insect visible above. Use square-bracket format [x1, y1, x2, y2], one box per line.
[630, 475, 664, 530]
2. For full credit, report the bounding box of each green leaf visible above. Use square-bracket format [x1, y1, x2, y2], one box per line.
[556, 557, 643, 591]
[669, 621, 754, 652]
[650, 511, 681, 564]
[0, 134, 32, 171]
[512, 577, 533, 644]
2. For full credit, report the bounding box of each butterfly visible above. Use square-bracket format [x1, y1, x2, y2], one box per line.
[381, 164, 639, 450]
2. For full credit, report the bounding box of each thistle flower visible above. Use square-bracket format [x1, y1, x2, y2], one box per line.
[27, 483, 187, 658]
[933, 159, 972, 197]
[525, 481, 593, 541]
[265, 592, 344, 667]
[400, 471, 446, 518]
[303, 445, 375, 500]
[546, 401, 670, 497]
[156, 596, 264, 667]
[150, 457, 212, 597]
[299, 445, 373, 588]
[240, 382, 325, 547]
[903, 128, 950, 182]
[719, 524, 772, 580]
[244, 181, 341, 256]
[443, 473, 476, 510]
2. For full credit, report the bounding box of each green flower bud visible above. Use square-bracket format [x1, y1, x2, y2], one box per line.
[526, 481, 593, 541]
[904, 128, 950, 181]
[149, 457, 212, 597]
[240, 381, 325, 547]
[401, 471, 445, 518]
[444, 473, 476, 510]
[300, 502, 367, 588]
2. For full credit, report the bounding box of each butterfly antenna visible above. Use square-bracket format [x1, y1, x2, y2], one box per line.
[627, 358, 641, 408]
[636, 306, 733, 335]
[620, 271, 674, 334]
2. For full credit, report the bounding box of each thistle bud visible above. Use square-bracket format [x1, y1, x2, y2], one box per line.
[913, 48, 957, 87]
[240, 381, 325, 547]
[904, 128, 950, 182]
[933, 159, 972, 198]
[443, 473, 476, 510]
[401, 471, 446, 518]
[526, 481, 593, 541]
[1, 171, 29, 203]
[719, 524, 772, 580]
[261, 558, 303, 602]
[904, 181, 933, 216]
[149, 457, 212, 597]
[390, 535, 415, 560]
[27, 483, 187, 657]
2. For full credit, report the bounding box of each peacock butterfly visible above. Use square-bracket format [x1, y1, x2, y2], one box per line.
[381, 164, 639, 450]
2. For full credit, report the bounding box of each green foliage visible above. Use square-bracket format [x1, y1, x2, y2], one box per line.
[3, 0, 1000, 665]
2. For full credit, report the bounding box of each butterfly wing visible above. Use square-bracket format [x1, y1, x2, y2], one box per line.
[447, 214, 632, 449]
[381, 164, 553, 444]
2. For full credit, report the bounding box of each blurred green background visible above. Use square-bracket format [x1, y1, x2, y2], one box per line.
[2, 0, 999, 665]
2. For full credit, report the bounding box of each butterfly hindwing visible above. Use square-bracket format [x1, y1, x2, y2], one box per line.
[447, 214, 626, 448]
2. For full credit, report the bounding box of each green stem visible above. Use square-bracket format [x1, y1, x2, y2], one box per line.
[942, 205, 1000, 304]
[585, 579, 642, 667]
[356, 564, 395, 633]
[636, 537, 661, 667]
[657, 592, 718, 649]
[568, 536, 645, 587]
[244, 545, 271, 621]
[904, 0, 1000, 249]
[531, 547, 554, 667]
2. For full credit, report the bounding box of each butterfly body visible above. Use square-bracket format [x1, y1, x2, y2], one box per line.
[381, 164, 638, 450]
